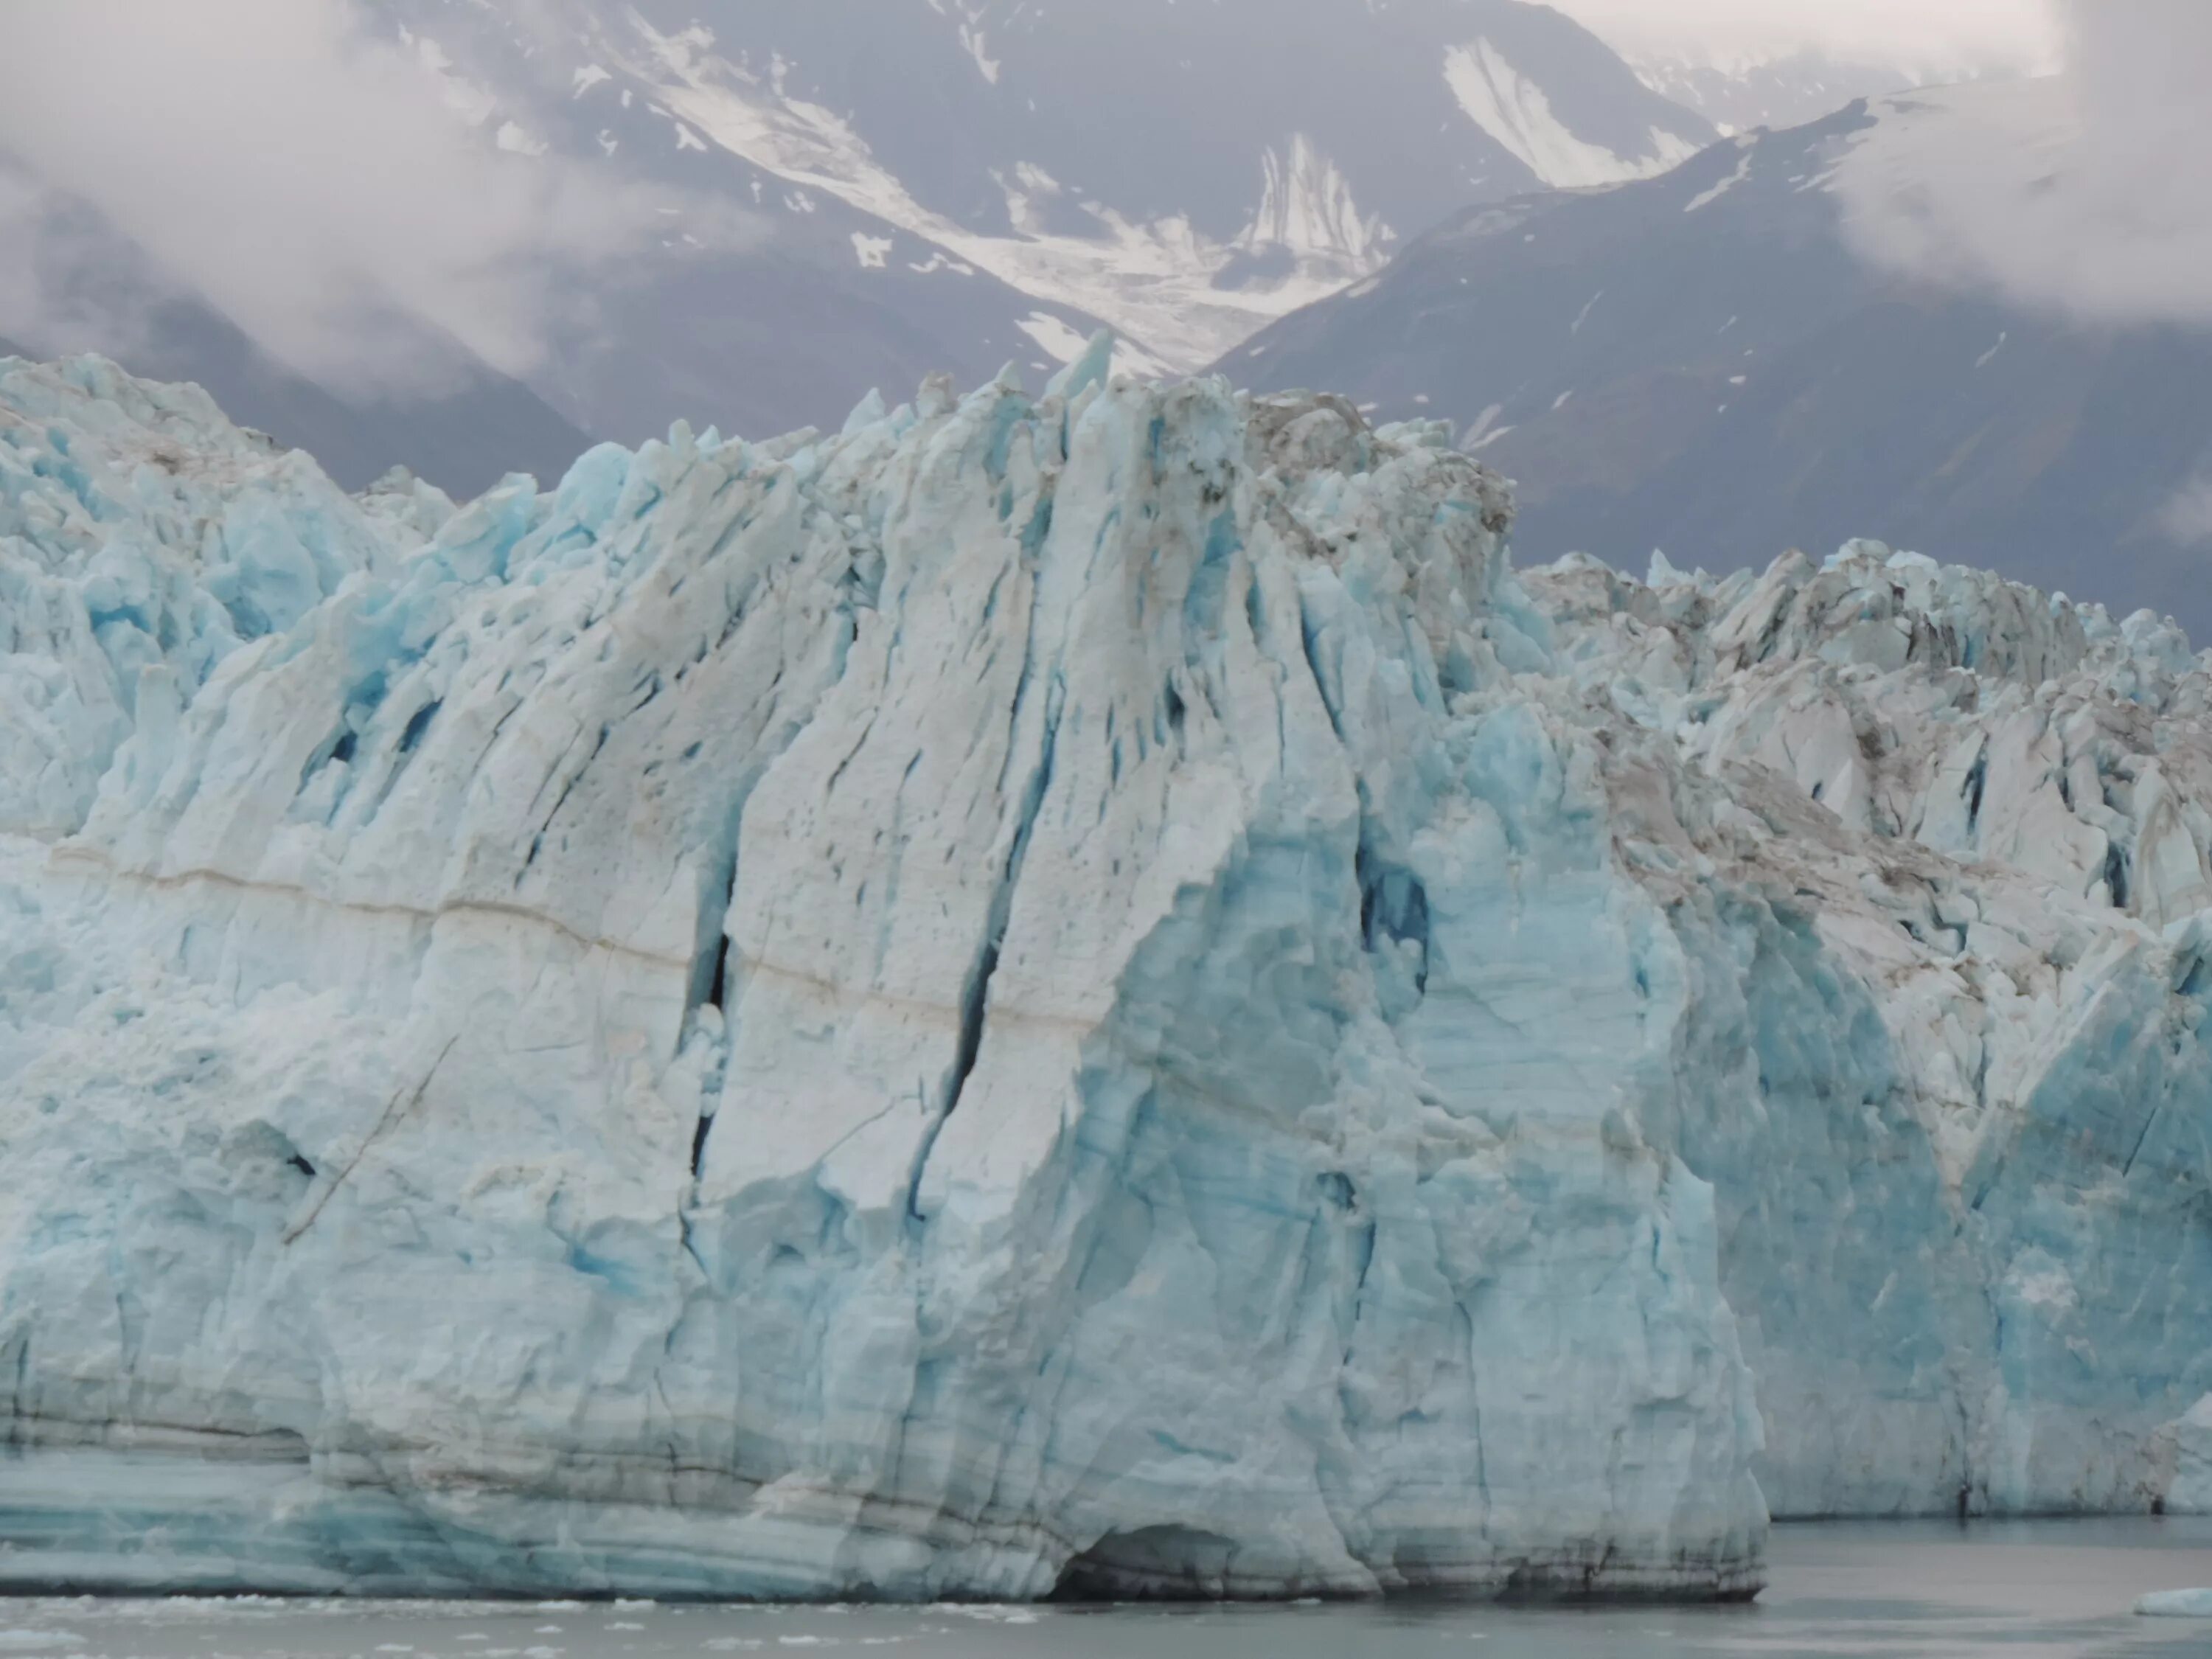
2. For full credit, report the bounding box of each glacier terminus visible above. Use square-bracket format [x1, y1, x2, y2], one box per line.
[0, 344, 2207, 1600]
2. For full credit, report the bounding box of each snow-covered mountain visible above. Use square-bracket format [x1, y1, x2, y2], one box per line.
[5, 0, 1716, 481]
[1629, 49, 1946, 135]
[1224, 83, 2212, 637]
[2, 349, 2208, 1596]
[368, 0, 1714, 417]
[1545, 1, 2053, 138]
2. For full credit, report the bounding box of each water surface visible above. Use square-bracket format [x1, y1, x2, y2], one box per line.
[4, 1520, 2208, 1659]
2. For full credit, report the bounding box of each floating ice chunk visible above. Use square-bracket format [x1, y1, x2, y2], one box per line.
[2137, 1590, 2212, 1618]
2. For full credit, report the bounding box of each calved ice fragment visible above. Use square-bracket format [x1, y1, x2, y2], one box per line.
[2137, 1589, 2212, 1618]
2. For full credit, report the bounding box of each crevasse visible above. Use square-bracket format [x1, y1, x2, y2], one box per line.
[0, 346, 2202, 1599]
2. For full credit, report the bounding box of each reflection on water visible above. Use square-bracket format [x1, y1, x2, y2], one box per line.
[2, 1520, 2209, 1659]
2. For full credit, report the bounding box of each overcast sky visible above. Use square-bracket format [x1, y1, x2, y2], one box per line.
[1839, 0, 2212, 333]
[1551, 0, 2063, 69]
[0, 0, 754, 399]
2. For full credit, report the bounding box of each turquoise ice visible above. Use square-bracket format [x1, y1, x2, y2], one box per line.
[0, 346, 2203, 1599]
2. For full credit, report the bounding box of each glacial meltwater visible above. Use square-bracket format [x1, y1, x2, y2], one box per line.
[1, 1522, 2208, 1659]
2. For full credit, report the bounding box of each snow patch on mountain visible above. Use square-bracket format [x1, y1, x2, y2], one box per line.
[341, 0, 1714, 411]
[956, 21, 1001, 86]
[1629, 50, 1928, 137]
[406, 35, 494, 123]
[1684, 142, 1756, 212]
[1237, 136, 1392, 272]
[1012, 310, 1091, 365]
[1445, 41, 1700, 189]
[619, 19, 1365, 369]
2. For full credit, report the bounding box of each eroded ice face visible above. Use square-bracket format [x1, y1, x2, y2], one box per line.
[0, 343, 2205, 1601]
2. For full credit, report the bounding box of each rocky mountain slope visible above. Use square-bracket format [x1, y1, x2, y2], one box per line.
[375, 0, 1711, 381]
[0, 349, 2206, 1597]
[1223, 83, 2212, 638]
[1630, 49, 1944, 134]
[3, 0, 1717, 486]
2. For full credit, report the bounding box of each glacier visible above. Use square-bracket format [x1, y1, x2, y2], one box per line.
[0, 346, 2206, 1600]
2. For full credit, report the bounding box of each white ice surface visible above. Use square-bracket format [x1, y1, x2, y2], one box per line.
[1, 350, 2208, 1600]
[614, 20, 1363, 371]
[2137, 1588, 2212, 1618]
[1444, 41, 1701, 190]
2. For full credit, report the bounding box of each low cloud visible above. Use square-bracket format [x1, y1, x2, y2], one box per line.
[1837, 0, 2212, 330]
[0, 0, 752, 399]
[2161, 479, 2212, 549]
[1551, 0, 2062, 71]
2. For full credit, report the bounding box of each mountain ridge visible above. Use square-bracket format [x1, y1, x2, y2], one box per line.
[1220, 83, 2212, 636]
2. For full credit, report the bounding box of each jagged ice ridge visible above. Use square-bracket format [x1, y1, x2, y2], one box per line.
[0, 345, 2206, 1599]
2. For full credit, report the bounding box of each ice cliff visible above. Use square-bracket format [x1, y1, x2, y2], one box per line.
[0, 347, 2205, 1600]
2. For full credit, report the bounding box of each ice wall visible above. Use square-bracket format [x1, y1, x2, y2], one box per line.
[1528, 547, 2212, 1518]
[0, 345, 2206, 1598]
[0, 352, 1764, 1598]
[0, 359, 408, 838]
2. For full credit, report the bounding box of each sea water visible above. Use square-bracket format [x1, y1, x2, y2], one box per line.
[1, 1521, 2207, 1659]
